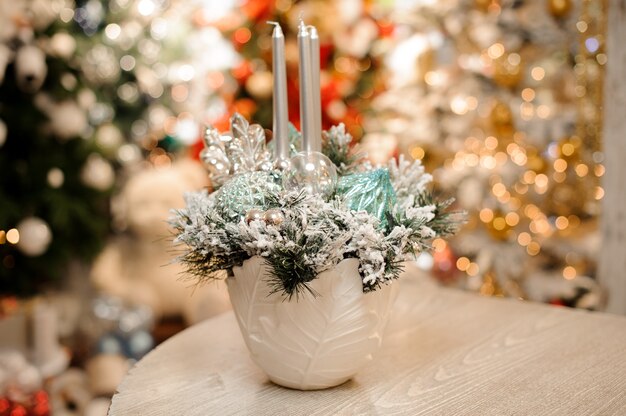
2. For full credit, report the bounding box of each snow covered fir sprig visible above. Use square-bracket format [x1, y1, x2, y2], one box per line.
[170, 114, 462, 298]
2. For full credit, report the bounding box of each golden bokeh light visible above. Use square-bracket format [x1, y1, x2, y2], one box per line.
[575, 163, 589, 177]
[517, 232, 532, 246]
[456, 257, 471, 271]
[531, 66, 546, 81]
[479, 208, 494, 223]
[488, 43, 505, 59]
[432, 238, 447, 253]
[526, 242, 541, 256]
[563, 266, 577, 280]
[6, 229, 19, 245]
[555, 216, 569, 230]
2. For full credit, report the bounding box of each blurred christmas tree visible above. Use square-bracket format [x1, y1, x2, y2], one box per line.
[0, 1, 114, 295]
[365, 0, 606, 308]
[0, 0, 202, 295]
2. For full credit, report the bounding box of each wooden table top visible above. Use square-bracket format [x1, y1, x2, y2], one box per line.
[110, 276, 626, 415]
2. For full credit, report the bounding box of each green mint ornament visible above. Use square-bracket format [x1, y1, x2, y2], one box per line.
[215, 171, 282, 221]
[336, 169, 397, 229]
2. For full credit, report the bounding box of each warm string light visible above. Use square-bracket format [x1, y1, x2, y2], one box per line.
[1, 228, 18, 269]
[569, 2, 606, 266]
[425, 0, 606, 291]
[5, 229, 19, 245]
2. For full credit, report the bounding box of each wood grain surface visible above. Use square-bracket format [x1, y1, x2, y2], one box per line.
[110, 276, 626, 415]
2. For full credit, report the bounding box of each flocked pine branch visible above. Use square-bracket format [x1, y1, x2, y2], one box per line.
[171, 121, 463, 298]
[322, 124, 366, 175]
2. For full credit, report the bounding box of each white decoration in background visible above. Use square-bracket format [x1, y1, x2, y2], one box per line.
[228, 256, 397, 390]
[174, 117, 199, 145]
[95, 123, 124, 152]
[28, 0, 58, 30]
[81, 153, 115, 191]
[188, 27, 240, 72]
[360, 132, 397, 165]
[137, 0, 158, 17]
[14, 364, 41, 393]
[0, 350, 43, 396]
[524, 271, 602, 309]
[415, 252, 435, 270]
[15, 45, 47, 93]
[457, 176, 484, 210]
[92, 162, 231, 324]
[48, 368, 93, 415]
[34, 94, 88, 140]
[385, 33, 442, 88]
[32, 301, 69, 378]
[117, 143, 142, 165]
[48, 32, 76, 59]
[337, 0, 363, 25]
[82, 44, 120, 84]
[333, 18, 378, 58]
[16, 217, 52, 257]
[199, 0, 236, 22]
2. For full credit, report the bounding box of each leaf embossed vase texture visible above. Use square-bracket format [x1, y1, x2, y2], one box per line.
[227, 256, 397, 390]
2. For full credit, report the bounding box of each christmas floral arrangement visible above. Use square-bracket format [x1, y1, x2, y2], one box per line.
[169, 21, 460, 390]
[170, 114, 459, 298]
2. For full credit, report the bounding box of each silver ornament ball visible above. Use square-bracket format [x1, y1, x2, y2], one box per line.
[283, 151, 338, 199]
[245, 208, 264, 224]
[263, 208, 284, 226]
[273, 157, 291, 171]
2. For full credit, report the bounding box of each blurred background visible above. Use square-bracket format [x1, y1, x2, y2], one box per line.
[0, 0, 609, 414]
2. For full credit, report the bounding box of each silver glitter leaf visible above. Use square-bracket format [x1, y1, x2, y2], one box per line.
[200, 127, 231, 188]
[200, 113, 273, 189]
[230, 113, 250, 140]
[228, 114, 272, 174]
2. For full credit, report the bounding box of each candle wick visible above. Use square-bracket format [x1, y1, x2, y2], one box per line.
[298, 19, 308, 35]
[298, 14, 309, 33]
[267, 21, 283, 36]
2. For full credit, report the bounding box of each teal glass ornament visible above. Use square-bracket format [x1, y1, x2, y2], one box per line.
[336, 169, 397, 229]
[215, 171, 282, 221]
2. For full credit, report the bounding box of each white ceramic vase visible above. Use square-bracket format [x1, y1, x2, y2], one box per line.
[227, 255, 397, 390]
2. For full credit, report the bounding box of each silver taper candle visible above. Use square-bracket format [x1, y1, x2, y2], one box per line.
[268, 21, 290, 169]
[309, 25, 322, 152]
[298, 20, 316, 153]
